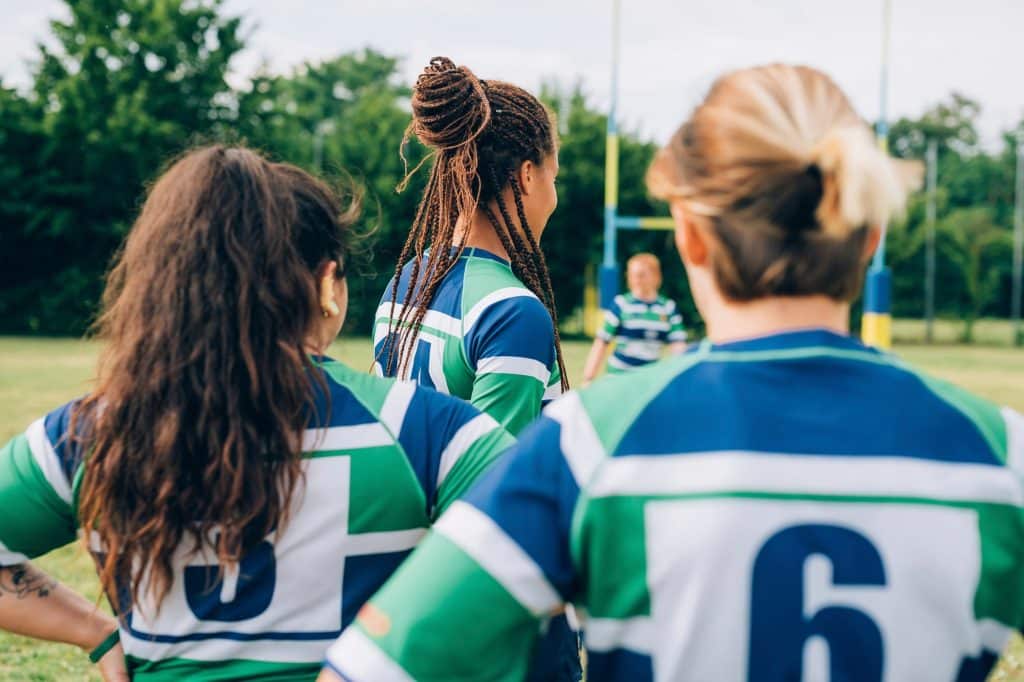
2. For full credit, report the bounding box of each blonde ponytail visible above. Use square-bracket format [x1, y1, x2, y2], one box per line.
[811, 126, 908, 237]
[648, 63, 922, 302]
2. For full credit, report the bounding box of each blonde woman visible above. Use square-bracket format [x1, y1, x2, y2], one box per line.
[320, 65, 1019, 682]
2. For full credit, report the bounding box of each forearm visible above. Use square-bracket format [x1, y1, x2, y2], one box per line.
[0, 562, 116, 652]
[582, 339, 610, 384]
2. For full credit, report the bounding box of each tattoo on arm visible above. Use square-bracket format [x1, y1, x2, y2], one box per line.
[0, 564, 57, 599]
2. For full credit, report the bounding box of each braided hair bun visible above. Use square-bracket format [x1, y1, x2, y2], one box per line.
[410, 57, 492, 150]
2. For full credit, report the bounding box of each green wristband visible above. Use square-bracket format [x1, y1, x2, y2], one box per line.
[89, 629, 120, 664]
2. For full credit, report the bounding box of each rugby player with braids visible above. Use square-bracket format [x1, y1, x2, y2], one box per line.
[374, 56, 568, 436]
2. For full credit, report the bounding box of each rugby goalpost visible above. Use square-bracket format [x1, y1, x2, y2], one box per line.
[593, 0, 896, 348]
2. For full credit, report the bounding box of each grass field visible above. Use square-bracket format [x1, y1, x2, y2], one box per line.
[2, 330, 1024, 679]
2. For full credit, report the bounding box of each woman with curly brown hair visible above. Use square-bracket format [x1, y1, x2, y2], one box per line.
[0, 145, 513, 680]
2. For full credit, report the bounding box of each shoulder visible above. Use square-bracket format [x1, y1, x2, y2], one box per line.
[543, 354, 702, 484]
[6, 399, 89, 505]
[463, 279, 552, 342]
[890, 358, 1017, 465]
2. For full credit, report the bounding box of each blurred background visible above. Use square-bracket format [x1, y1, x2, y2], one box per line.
[1, 0, 1022, 345]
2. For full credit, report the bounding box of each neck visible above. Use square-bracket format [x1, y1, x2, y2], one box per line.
[703, 295, 850, 344]
[452, 207, 510, 260]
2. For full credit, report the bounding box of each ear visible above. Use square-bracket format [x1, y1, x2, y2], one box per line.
[863, 227, 882, 262]
[671, 200, 709, 267]
[516, 159, 535, 196]
[317, 260, 341, 317]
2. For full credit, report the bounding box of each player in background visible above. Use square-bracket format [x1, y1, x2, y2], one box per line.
[373, 57, 568, 437]
[319, 64, 1024, 682]
[0, 146, 513, 681]
[581, 252, 686, 385]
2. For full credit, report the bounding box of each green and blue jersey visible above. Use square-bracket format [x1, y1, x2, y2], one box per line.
[0, 358, 513, 681]
[599, 293, 685, 371]
[328, 329, 1024, 682]
[373, 248, 562, 435]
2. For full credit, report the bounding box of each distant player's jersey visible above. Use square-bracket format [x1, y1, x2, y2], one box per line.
[328, 329, 1024, 682]
[599, 293, 685, 371]
[0, 358, 513, 682]
[374, 247, 562, 435]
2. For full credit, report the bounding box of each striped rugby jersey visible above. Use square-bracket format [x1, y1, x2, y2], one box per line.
[0, 358, 513, 682]
[327, 329, 1024, 682]
[599, 293, 685, 371]
[374, 248, 562, 435]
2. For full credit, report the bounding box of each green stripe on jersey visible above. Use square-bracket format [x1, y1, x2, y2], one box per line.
[126, 655, 318, 681]
[356, 532, 536, 682]
[0, 433, 75, 559]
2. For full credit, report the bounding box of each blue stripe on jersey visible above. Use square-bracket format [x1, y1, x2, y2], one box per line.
[386, 252, 468, 319]
[612, 326, 670, 341]
[397, 385, 484, 510]
[462, 416, 579, 599]
[43, 399, 84, 481]
[610, 351, 650, 367]
[464, 296, 555, 370]
[341, 550, 413, 628]
[956, 652, 1001, 682]
[587, 649, 653, 682]
[614, 330, 1000, 465]
[307, 362, 379, 429]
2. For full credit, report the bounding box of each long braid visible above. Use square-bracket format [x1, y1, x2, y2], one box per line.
[383, 56, 568, 390]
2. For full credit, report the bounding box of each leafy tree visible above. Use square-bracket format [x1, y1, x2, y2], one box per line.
[0, 0, 243, 333]
[936, 207, 1011, 341]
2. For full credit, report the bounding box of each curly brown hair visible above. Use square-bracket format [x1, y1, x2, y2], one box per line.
[74, 145, 360, 610]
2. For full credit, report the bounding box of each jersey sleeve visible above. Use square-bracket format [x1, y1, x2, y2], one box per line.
[393, 382, 516, 518]
[464, 293, 556, 435]
[325, 412, 581, 681]
[666, 299, 686, 343]
[0, 401, 83, 566]
[597, 296, 623, 343]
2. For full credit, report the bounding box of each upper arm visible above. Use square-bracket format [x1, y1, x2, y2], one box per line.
[598, 298, 622, 342]
[326, 415, 580, 681]
[396, 385, 515, 518]
[464, 295, 556, 435]
[0, 402, 82, 566]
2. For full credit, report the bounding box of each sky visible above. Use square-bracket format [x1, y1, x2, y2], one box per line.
[0, 0, 1020, 148]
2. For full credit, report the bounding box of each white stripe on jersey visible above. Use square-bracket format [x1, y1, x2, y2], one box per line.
[586, 451, 1024, 505]
[302, 423, 393, 452]
[436, 413, 501, 488]
[1003, 407, 1024, 475]
[620, 318, 670, 331]
[0, 539, 28, 565]
[373, 301, 461, 337]
[542, 381, 564, 403]
[978, 618, 1014, 653]
[545, 392, 604, 486]
[25, 418, 72, 504]
[435, 501, 561, 616]
[476, 356, 551, 384]
[585, 616, 655, 654]
[326, 627, 415, 682]
[123, 630, 337, 664]
[379, 380, 416, 437]
[463, 287, 539, 332]
[345, 528, 426, 556]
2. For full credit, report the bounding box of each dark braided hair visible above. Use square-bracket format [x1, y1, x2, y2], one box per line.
[384, 56, 568, 390]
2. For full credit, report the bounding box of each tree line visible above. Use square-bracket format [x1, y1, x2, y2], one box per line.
[1, 0, 1020, 340]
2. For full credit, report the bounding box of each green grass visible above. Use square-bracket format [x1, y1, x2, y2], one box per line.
[2, 333, 1024, 679]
